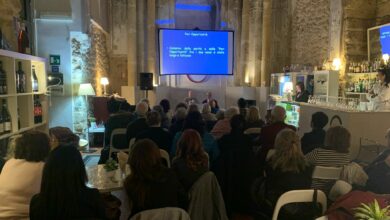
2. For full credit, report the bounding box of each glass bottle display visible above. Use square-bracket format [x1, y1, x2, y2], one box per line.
[16, 61, 26, 93]
[0, 61, 7, 94]
[32, 65, 38, 92]
[2, 99, 11, 134]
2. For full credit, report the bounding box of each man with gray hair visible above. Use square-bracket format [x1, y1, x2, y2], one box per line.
[211, 106, 239, 139]
[126, 101, 149, 144]
[258, 105, 296, 163]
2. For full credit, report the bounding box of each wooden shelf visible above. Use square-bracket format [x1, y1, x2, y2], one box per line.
[346, 72, 378, 75]
[0, 49, 46, 62]
[0, 121, 47, 140]
[346, 92, 368, 95]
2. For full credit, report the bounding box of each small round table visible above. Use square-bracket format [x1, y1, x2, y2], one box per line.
[86, 164, 130, 193]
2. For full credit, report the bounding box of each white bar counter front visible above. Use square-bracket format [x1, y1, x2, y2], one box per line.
[297, 102, 390, 159]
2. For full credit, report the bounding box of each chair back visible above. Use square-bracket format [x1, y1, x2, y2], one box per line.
[128, 138, 136, 155]
[329, 180, 352, 201]
[109, 128, 128, 157]
[312, 166, 342, 180]
[130, 207, 190, 220]
[244, 127, 261, 135]
[160, 149, 170, 168]
[272, 189, 327, 220]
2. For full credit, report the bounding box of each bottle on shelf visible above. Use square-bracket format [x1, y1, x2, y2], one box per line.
[32, 65, 38, 92]
[0, 61, 7, 94]
[0, 102, 3, 135]
[0, 27, 3, 50]
[17, 107, 20, 130]
[34, 95, 42, 124]
[17, 23, 30, 54]
[2, 99, 11, 134]
[16, 61, 26, 93]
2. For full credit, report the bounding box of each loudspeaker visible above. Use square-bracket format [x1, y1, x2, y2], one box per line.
[139, 72, 153, 90]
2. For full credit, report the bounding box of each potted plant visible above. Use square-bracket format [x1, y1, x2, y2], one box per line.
[354, 199, 390, 220]
[104, 158, 118, 178]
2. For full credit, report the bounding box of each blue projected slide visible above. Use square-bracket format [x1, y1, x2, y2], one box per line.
[380, 26, 390, 54]
[159, 29, 234, 75]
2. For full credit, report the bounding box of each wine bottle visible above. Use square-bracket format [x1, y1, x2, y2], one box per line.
[0, 103, 4, 135]
[0, 61, 7, 94]
[2, 99, 11, 133]
[34, 96, 42, 124]
[17, 23, 30, 54]
[16, 62, 25, 93]
[32, 65, 38, 92]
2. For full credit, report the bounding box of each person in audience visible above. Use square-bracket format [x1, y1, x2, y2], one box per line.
[210, 99, 220, 114]
[187, 103, 199, 113]
[202, 91, 213, 104]
[175, 102, 188, 111]
[169, 107, 187, 136]
[245, 106, 265, 129]
[364, 128, 390, 194]
[301, 111, 329, 154]
[294, 81, 309, 103]
[49, 126, 80, 149]
[136, 111, 172, 153]
[172, 129, 209, 191]
[140, 98, 151, 112]
[215, 109, 225, 121]
[159, 99, 172, 122]
[152, 105, 170, 129]
[30, 144, 107, 219]
[202, 103, 217, 132]
[215, 115, 258, 216]
[126, 101, 149, 144]
[124, 139, 188, 217]
[0, 131, 50, 219]
[262, 129, 313, 217]
[171, 111, 219, 163]
[211, 107, 239, 139]
[0, 157, 4, 173]
[306, 126, 351, 193]
[237, 98, 248, 118]
[257, 106, 296, 163]
[98, 98, 135, 164]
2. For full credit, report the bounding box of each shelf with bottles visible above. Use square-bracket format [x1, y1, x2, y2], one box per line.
[346, 72, 378, 75]
[345, 73, 378, 94]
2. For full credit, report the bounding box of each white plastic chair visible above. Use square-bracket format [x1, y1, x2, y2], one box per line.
[272, 189, 327, 220]
[130, 207, 190, 220]
[128, 138, 136, 155]
[312, 166, 342, 180]
[329, 180, 352, 201]
[244, 127, 261, 135]
[160, 149, 171, 168]
[315, 216, 328, 220]
[108, 128, 128, 157]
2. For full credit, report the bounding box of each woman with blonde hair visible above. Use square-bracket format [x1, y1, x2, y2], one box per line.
[245, 106, 265, 129]
[264, 129, 313, 205]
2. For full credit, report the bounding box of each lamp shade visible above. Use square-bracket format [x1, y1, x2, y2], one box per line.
[100, 77, 109, 85]
[78, 83, 95, 96]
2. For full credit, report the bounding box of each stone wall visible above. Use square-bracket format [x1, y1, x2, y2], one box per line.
[0, 0, 21, 51]
[376, 0, 390, 25]
[290, 0, 330, 67]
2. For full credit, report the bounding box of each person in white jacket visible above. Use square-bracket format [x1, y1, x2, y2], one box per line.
[0, 131, 50, 219]
[368, 67, 390, 111]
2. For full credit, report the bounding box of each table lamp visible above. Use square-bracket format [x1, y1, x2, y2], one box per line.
[78, 83, 96, 153]
[100, 77, 109, 95]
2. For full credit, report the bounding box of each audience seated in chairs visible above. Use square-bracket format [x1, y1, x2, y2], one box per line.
[169, 107, 187, 136]
[159, 99, 172, 123]
[301, 111, 329, 154]
[124, 139, 188, 218]
[257, 106, 296, 164]
[172, 129, 209, 191]
[30, 144, 107, 220]
[126, 101, 149, 145]
[136, 111, 172, 153]
[211, 107, 239, 139]
[152, 105, 170, 129]
[255, 129, 313, 218]
[237, 98, 248, 119]
[245, 106, 265, 129]
[0, 131, 50, 219]
[171, 111, 219, 164]
[305, 126, 351, 194]
[214, 115, 259, 217]
[98, 98, 135, 164]
[49, 126, 80, 149]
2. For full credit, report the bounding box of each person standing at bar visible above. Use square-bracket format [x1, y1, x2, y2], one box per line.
[295, 82, 309, 103]
[368, 67, 390, 111]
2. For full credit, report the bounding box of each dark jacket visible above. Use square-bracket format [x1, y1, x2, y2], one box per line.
[30, 188, 107, 220]
[295, 90, 309, 102]
[258, 122, 296, 163]
[301, 129, 326, 154]
[172, 158, 208, 192]
[245, 120, 265, 129]
[169, 119, 185, 136]
[104, 112, 135, 147]
[136, 127, 172, 153]
[264, 164, 313, 205]
[215, 132, 258, 214]
[126, 169, 188, 218]
[126, 117, 148, 144]
[366, 161, 390, 194]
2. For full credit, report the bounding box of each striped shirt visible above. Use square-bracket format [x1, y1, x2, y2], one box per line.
[305, 148, 350, 193]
